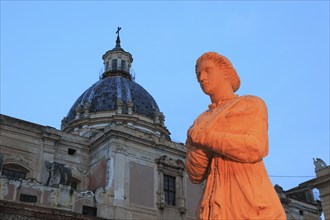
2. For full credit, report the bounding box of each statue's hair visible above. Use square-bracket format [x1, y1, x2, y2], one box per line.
[195, 52, 240, 92]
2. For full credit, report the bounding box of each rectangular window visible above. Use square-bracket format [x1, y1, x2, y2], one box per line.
[164, 174, 176, 206]
[68, 148, 76, 156]
[19, 194, 37, 203]
[112, 59, 117, 71]
[82, 206, 97, 217]
[121, 60, 126, 71]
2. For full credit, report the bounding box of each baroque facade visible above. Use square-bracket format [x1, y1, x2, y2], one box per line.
[0, 32, 325, 220]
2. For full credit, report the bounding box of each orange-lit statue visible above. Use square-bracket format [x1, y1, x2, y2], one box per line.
[186, 52, 286, 219]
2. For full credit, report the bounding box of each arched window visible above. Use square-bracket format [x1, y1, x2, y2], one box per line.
[112, 59, 118, 71]
[121, 60, 126, 71]
[2, 163, 29, 181]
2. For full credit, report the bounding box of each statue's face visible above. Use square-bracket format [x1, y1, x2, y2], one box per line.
[196, 60, 226, 96]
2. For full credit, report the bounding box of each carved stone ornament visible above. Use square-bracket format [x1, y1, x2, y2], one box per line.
[50, 189, 60, 207]
[83, 102, 91, 111]
[179, 196, 187, 214]
[313, 158, 327, 171]
[114, 145, 127, 155]
[159, 112, 165, 126]
[46, 188, 74, 209]
[0, 177, 9, 199]
[6, 155, 30, 168]
[95, 187, 113, 204]
[75, 104, 83, 119]
[61, 117, 68, 129]
[22, 178, 44, 190]
[155, 155, 185, 171]
[79, 190, 94, 198]
[45, 161, 72, 187]
[156, 191, 165, 209]
[127, 100, 134, 115]
[83, 102, 91, 118]
[117, 99, 124, 114]
[153, 110, 160, 124]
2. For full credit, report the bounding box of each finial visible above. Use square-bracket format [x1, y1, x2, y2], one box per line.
[115, 27, 122, 48]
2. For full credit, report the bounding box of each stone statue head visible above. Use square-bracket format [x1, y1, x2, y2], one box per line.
[195, 52, 240, 92]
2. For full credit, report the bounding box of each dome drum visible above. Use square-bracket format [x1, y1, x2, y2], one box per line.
[62, 112, 170, 140]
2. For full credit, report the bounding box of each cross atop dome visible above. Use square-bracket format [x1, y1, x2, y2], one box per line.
[115, 27, 122, 48]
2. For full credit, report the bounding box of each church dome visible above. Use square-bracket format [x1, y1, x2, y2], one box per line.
[61, 28, 168, 138]
[65, 76, 160, 123]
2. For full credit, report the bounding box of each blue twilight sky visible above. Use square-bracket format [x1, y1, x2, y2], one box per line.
[1, 1, 329, 191]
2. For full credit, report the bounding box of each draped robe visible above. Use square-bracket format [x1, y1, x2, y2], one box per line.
[186, 95, 286, 220]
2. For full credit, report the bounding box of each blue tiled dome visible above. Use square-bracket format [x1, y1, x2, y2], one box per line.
[65, 76, 159, 124]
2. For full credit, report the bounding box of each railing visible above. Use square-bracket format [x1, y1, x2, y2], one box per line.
[99, 66, 136, 81]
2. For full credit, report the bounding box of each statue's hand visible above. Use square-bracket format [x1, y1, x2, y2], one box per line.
[187, 125, 206, 147]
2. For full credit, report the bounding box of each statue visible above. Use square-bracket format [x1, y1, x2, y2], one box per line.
[45, 161, 72, 187]
[313, 158, 327, 171]
[185, 52, 286, 219]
